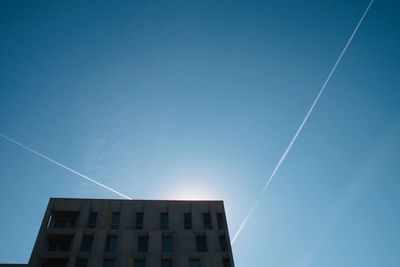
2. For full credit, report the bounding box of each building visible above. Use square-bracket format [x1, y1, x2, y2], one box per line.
[22, 197, 235, 267]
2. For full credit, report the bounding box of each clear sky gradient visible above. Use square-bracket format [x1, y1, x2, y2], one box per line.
[1, 0, 399, 266]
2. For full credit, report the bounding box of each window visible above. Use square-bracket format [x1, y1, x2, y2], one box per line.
[103, 259, 115, 267]
[219, 235, 228, 252]
[48, 240, 71, 252]
[75, 258, 88, 267]
[105, 236, 118, 252]
[216, 212, 224, 230]
[162, 236, 173, 252]
[196, 235, 207, 252]
[47, 235, 73, 252]
[134, 259, 145, 267]
[87, 212, 97, 228]
[137, 235, 148, 252]
[161, 259, 172, 267]
[80, 235, 94, 252]
[223, 258, 231, 267]
[184, 213, 192, 230]
[51, 218, 76, 228]
[189, 259, 201, 267]
[203, 213, 212, 230]
[160, 213, 169, 229]
[136, 212, 144, 230]
[111, 212, 120, 229]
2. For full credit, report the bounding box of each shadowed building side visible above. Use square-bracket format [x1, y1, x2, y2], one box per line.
[24, 198, 235, 267]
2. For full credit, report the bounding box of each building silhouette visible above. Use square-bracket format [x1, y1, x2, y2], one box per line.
[8, 198, 235, 267]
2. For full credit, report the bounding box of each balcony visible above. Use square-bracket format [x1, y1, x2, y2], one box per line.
[45, 234, 74, 252]
[47, 211, 79, 229]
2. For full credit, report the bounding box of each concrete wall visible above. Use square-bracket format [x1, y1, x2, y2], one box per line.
[28, 198, 235, 267]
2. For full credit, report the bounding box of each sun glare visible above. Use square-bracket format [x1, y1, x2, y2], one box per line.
[167, 181, 220, 201]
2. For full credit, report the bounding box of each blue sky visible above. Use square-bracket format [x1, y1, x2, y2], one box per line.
[1, 0, 399, 266]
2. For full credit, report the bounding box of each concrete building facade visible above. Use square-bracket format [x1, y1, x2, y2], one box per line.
[27, 198, 235, 267]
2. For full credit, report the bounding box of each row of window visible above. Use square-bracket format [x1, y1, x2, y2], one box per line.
[75, 257, 232, 267]
[49, 211, 226, 230]
[79, 233, 229, 253]
[92, 211, 225, 231]
[47, 232, 229, 254]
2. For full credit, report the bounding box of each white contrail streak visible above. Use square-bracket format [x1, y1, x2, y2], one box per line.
[231, 0, 374, 244]
[0, 133, 132, 200]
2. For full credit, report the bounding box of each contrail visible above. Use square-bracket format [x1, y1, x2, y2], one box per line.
[0, 133, 132, 200]
[231, 0, 374, 244]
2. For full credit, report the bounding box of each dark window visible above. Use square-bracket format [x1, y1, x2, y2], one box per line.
[162, 236, 173, 252]
[80, 235, 94, 252]
[196, 235, 207, 252]
[161, 259, 172, 267]
[48, 240, 70, 251]
[216, 212, 224, 230]
[47, 235, 73, 252]
[223, 258, 231, 267]
[184, 213, 192, 230]
[87, 212, 97, 228]
[134, 259, 145, 267]
[52, 218, 76, 228]
[103, 259, 115, 267]
[203, 213, 212, 230]
[75, 258, 88, 267]
[111, 212, 120, 229]
[189, 259, 201, 267]
[105, 236, 118, 252]
[136, 213, 144, 230]
[160, 213, 169, 229]
[137, 235, 148, 252]
[219, 235, 228, 252]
